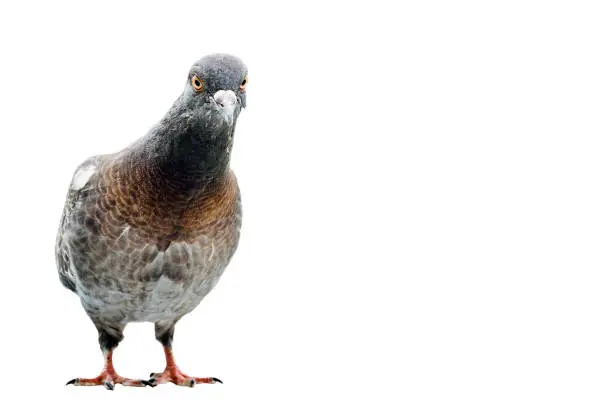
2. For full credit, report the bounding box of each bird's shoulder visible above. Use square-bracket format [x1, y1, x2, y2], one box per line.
[69, 156, 102, 191]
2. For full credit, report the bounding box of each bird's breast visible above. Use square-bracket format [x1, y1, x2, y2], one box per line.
[66, 158, 242, 323]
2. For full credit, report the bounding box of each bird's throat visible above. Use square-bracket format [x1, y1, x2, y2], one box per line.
[137, 113, 234, 194]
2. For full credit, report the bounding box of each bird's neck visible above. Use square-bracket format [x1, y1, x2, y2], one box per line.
[129, 102, 234, 193]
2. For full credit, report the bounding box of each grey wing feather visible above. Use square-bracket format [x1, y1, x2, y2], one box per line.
[55, 156, 101, 293]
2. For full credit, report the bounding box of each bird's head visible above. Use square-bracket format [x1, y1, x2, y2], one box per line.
[181, 54, 248, 126]
[144, 54, 248, 182]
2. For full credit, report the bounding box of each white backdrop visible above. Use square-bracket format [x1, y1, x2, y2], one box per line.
[1, 1, 611, 406]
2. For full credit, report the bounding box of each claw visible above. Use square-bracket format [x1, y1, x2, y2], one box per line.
[66, 349, 145, 388]
[148, 346, 222, 387]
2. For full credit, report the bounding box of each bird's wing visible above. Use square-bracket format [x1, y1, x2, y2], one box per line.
[55, 156, 102, 293]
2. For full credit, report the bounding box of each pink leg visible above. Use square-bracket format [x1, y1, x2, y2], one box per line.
[146, 347, 222, 387]
[66, 350, 147, 390]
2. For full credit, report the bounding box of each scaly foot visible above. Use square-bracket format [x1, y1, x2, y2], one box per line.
[66, 350, 148, 390]
[144, 346, 222, 387]
[146, 367, 222, 387]
[66, 374, 146, 390]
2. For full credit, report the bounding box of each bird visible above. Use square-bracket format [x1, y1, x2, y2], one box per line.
[56, 54, 247, 389]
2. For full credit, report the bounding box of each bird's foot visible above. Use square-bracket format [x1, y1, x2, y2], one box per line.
[66, 372, 146, 390]
[66, 349, 147, 390]
[145, 367, 222, 387]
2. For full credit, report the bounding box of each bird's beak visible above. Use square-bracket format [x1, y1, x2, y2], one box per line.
[212, 90, 241, 120]
[213, 90, 237, 109]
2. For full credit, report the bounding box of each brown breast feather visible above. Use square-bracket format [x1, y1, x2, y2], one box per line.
[90, 155, 240, 252]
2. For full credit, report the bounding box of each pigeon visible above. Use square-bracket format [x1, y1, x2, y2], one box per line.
[56, 54, 247, 389]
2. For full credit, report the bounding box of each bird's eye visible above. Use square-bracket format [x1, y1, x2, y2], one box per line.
[191, 75, 204, 92]
[240, 76, 248, 92]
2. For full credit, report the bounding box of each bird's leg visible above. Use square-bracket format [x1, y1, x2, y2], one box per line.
[146, 346, 222, 387]
[147, 320, 222, 387]
[67, 326, 147, 389]
[66, 349, 147, 389]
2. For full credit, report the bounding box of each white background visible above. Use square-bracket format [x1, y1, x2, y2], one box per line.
[0, 0, 611, 405]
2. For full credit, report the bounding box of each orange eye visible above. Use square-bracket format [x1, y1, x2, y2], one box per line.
[240, 76, 248, 91]
[191, 75, 204, 92]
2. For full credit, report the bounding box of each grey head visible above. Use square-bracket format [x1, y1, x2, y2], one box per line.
[181, 54, 248, 120]
[139, 54, 248, 183]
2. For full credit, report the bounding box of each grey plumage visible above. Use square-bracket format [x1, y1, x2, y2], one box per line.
[56, 54, 247, 388]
